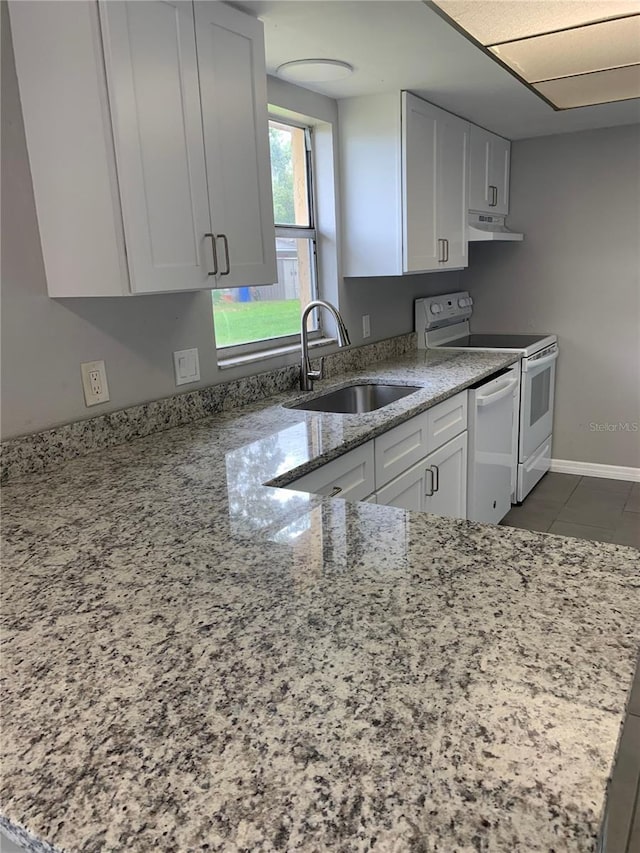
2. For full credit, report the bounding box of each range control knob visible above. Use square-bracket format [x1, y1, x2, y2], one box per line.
[430, 303, 442, 314]
[458, 298, 466, 308]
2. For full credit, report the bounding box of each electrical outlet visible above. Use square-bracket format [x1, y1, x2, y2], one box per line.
[173, 348, 200, 386]
[80, 360, 110, 406]
[362, 314, 371, 339]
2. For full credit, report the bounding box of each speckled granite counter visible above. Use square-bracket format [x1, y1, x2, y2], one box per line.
[2, 350, 639, 853]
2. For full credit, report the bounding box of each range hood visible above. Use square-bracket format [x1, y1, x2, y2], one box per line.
[468, 212, 524, 242]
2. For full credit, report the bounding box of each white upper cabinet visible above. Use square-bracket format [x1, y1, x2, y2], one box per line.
[9, 0, 129, 297]
[404, 94, 469, 272]
[339, 91, 469, 277]
[9, 0, 276, 297]
[468, 125, 511, 215]
[100, 0, 213, 294]
[194, 2, 276, 289]
[432, 104, 469, 270]
[402, 95, 439, 272]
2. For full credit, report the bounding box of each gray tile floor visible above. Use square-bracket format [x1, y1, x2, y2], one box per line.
[501, 473, 640, 549]
[502, 472, 640, 852]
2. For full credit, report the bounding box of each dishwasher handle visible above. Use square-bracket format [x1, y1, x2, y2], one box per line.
[476, 377, 519, 407]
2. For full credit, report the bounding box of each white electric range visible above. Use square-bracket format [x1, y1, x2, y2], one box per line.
[415, 291, 558, 503]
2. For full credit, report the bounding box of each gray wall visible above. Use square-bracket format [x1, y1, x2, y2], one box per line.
[463, 124, 640, 469]
[1, 5, 218, 438]
[0, 8, 449, 439]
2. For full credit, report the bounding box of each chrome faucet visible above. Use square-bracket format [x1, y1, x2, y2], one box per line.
[300, 300, 351, 392]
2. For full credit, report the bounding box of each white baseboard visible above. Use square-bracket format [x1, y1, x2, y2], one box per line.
[550, 458, 640, 482]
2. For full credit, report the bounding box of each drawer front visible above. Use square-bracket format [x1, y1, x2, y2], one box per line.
[285, 441, 375, 502]
[374, 411, 430, 488]
[427, 391, 467, 451]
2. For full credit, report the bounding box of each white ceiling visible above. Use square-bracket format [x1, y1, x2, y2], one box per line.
[232, 0, 640, 139]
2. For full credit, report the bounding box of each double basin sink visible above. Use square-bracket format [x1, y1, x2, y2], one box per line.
[288, 383, 421, 415]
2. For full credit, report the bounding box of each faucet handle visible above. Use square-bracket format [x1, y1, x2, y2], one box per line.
[308, 357, 325, 382]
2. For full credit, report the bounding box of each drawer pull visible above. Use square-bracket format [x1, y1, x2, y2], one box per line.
[328, 485, 343, 497]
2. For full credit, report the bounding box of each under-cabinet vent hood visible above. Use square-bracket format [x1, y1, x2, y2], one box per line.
[468, 213, 524, 242]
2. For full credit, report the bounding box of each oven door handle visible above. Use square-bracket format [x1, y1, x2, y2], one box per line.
[476, 377, 519, 407]
[523, 350, 558, 372]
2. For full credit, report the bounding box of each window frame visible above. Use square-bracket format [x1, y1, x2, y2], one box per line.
[213, 116, 322, 359]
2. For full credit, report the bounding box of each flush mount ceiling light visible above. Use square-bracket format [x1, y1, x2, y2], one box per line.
[276, 59, 354, 84]
[429, 1, 640, 109]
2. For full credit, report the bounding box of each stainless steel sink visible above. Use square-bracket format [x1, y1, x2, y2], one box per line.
[288, 383, 422, 414]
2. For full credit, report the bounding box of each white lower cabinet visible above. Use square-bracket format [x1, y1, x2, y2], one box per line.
[423, 432, 467, 519]
[375, 459, 430, 512]
[376, 432, 467, 519]
[284, 442, 375, 503]
[285, 391, 468, 521]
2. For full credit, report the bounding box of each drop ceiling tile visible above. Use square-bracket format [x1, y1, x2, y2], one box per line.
[434, 0, 640, 45]
[534, 64, 640, 108]
[490, 16, 640, 82]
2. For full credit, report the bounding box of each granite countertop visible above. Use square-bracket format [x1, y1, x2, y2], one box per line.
[2, 350, 639, 853]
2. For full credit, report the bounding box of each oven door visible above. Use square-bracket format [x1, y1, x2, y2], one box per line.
[519, 344, 558, 462]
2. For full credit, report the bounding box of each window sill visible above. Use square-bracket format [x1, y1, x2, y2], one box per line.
[217, 337, 337, 371]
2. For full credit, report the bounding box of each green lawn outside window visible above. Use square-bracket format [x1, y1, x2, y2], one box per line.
[213, 298, 302, 348]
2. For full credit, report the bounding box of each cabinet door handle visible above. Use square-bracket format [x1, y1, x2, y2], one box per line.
[444, 239, 449, 263]
[425, 467, 434, 497]
[432, 464, 440, 492]
[205, 233, 218, 276]
[437, 238, 443, 262]
[217, 234, 230, 276]
[489, 185, 497, 207]
[328, 485, 343, 497]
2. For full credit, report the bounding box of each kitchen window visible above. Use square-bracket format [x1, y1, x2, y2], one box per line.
[213, 118, 320, 355]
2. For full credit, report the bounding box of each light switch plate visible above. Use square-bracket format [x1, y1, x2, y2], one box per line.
[173, 348, 200, 386]
[80, 360, 110, 406]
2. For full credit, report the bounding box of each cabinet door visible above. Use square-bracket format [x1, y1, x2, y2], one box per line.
[402, 93, 439, 272]
[9, 0, 129, 297]
[469, 125, 510, 215]
[100, 0, 213, 294]
[468, 125, 490, 213]
[424, 432, 468, 520]
[195, 2, 277, 289]
[437, 112, 469, 269]
[376, 460, 431, 512]
[489, 135, 511, 215]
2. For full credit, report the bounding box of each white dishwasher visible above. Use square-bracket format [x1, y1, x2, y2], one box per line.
[467, 365, 520, 523]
